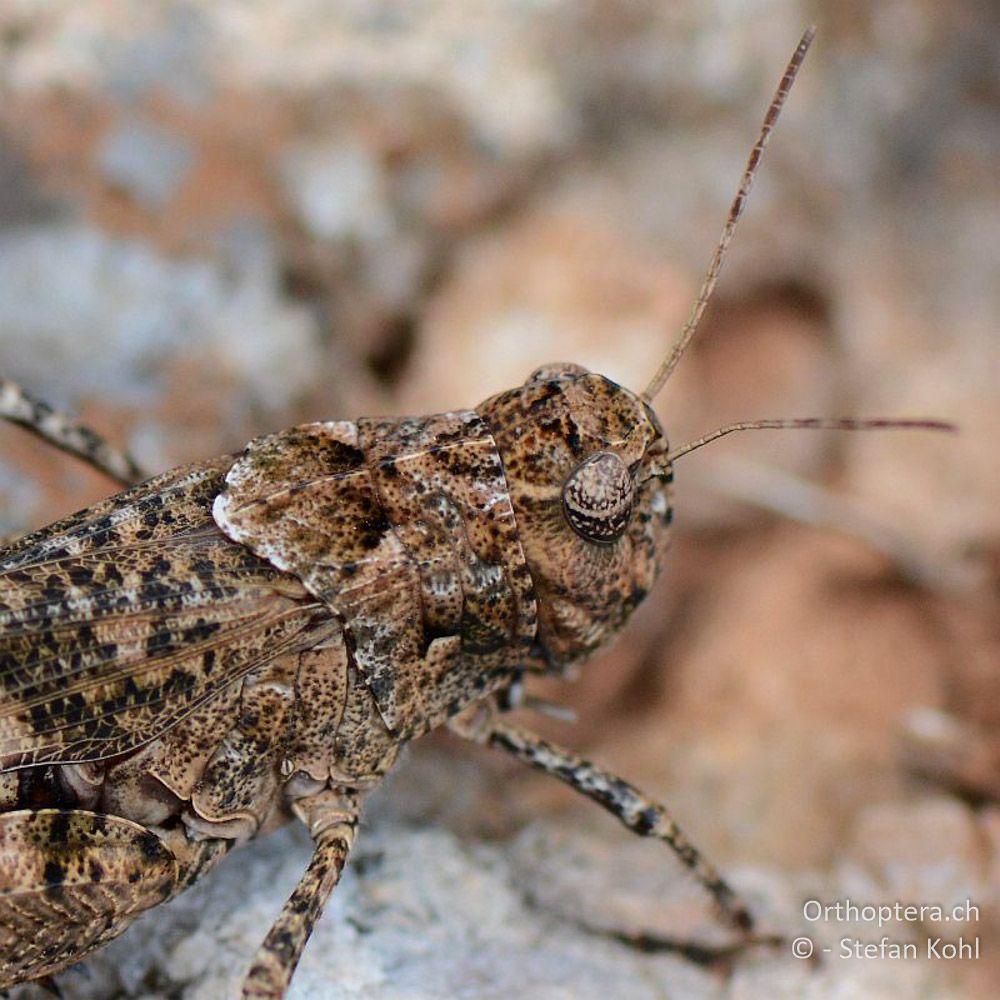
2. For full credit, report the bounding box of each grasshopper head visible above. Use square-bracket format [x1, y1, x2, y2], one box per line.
[474, 29, 952, 672]
[472, 32, 820, 669]
[478, 364, 672, 667]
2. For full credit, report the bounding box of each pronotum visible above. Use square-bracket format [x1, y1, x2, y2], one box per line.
[0, 28, 952, 998]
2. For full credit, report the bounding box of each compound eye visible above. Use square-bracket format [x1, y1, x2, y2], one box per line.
[562, 452, 634, 544]
[527, 362, 589, 384]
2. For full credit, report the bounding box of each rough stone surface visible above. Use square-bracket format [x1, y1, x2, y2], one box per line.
[9, 788, 994, 999]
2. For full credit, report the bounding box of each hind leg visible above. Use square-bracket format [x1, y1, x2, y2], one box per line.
[0, 379, 145, 487]
[0, 808, 228, 989]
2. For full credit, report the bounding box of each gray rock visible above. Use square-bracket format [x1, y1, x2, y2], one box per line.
[97, 120, 196, 211]
[0, 223, 320, 415]
[10, 787, 985, 999]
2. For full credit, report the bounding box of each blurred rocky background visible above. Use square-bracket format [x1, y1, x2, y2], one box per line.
[2, 1, 997, 998]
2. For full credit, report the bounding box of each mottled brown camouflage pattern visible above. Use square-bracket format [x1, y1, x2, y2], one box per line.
[0, 461, 336, 771]
[0, 32, 842, 996]
[479, 366, 671, 664]
[0, 365, 674, 996]
[215, 409, 539, 740]
[0, 808, 229, 984]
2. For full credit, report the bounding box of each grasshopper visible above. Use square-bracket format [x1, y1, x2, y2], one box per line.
[0, 29, 952, 998]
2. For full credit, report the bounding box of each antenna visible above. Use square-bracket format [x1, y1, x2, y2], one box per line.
[666, 417, 957, 463]
[643, 26, 816, 402]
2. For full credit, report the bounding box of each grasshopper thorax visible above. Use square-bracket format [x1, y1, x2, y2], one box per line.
[478, 364, 672, 668]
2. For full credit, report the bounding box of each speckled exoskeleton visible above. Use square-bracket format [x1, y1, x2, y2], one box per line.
[0, 30, 950, 998]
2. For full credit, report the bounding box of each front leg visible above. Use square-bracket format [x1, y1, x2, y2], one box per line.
[451, 715, 756, 938]
[242, 789, 360, 1000]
